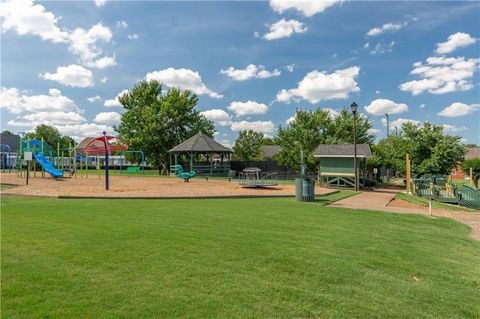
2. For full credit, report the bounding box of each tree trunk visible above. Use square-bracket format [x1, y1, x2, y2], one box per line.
[474, 177, 479, 189]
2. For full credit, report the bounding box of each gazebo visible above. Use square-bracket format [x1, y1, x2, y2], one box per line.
[168, 132, 232, 176]
[314, 144, 372, 188]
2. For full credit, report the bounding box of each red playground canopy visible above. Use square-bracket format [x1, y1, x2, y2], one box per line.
[83, 135, 129, 155]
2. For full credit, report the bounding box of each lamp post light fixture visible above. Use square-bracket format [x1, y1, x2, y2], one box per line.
[350, 102, 358, 191]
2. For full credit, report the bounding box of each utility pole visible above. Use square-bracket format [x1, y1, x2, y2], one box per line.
[385, 113, 390, 137]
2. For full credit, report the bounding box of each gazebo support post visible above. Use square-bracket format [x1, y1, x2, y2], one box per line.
[189, 152, 193, 172]
[210, 153, 213, 175]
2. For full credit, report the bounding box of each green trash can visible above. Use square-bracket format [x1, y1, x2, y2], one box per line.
[296, 178, 315, 202]
[302, 178, 315, 202]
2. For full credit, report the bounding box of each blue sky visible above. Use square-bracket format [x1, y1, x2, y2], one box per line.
[1, 1, 479, 146]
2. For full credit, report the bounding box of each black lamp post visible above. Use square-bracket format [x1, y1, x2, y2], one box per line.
[350, 102, 358, 191]
[102, 131, 109, 190]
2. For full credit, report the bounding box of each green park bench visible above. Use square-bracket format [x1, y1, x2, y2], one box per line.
[125, 166, 140, 173]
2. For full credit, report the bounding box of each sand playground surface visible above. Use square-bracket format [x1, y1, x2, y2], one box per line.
[0, 173, 335, 199]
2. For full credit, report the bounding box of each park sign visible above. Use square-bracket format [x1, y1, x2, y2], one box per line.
[24, 151, 32, 161]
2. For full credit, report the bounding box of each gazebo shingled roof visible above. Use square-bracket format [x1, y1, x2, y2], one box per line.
[168, 132, 231, 153]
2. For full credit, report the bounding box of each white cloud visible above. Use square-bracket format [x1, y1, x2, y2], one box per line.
[370, 41, 395, 55]
[276, 66, 360, 104]
[87, 95, 101, 103]
[231, 120, 275, 133]
[40, 64, 94, 88]
[94, 112, 122, 125]
[435, 32, 476, 55]
[145, 68, 222, 98]
[419, 103, 426, 108]
[100, 77, 108, 83]
[263, 19, 307, 41]
[21, 111, 86, 125]
[381, 118, 420, 128]
[0, 87, 81, 114]
[366, 22, 404, 37]
[227, 101, 268, 117]
[364, 99, 408, 115]
[116, 20, 128, 28]
[286, 115, 296, 125]
[127, 33, 139, 40]
[84, 55, 116, 69]
[442, 124, 468, 133]
[399, 56, 479, 95]
[269, 0, 343, 17]
[94, 0, 106, 7]
[220, 139, 232, 148]
[0, 0, 68, 43]
[200, 109, 232, 126]
[104, 89, 129, 107]
[323, 107, 340, 118]
[363, 42, 370, 49]
[286, 64, 295, 72]
[438, 102, 480, 117]
[56, 123, 113, 141]
[68, 23, 115, 68]
[0, 1, 115, 69]
[375, 90, 381, 94]
[220, 64, 281, 81]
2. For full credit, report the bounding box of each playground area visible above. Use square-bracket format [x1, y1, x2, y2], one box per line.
[0, 173, 334, 198]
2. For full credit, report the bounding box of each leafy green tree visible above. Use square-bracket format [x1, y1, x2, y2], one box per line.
[1, 130, 15, 136]
[232, 130, 265, 161]
[326, 109, 375, 144]
[274, 108, 375, 173]
[373, 122, 465, 177]
[25, 124, 74, 150]
[116, 80, 215, 174]
[462, 158, 480, 188]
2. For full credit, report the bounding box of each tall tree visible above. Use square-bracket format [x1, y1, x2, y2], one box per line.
[462, 158, 480, 188]
[116, 80, 215, 174]
[274, 108, 375, 173]
[232, 130, 265, 161]
[275, 109, 332, 173]
[326, 109, 375, 144]
[373, 122, 465, 176]
[25, 124, 74, 150]
[1, 130, 15, 136]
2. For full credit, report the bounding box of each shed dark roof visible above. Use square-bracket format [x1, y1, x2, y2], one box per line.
[0, 134, 20, 152]
[262, 145, 282, 159]
[465, 147, 480, 160]
[313, 144, 372, 158]
[168, 132, 231, 153]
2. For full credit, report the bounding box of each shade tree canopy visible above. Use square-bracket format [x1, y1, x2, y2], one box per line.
[116, 80, 215, 173]
[373, 122, 465, 177]
[274, 108, 375, 173]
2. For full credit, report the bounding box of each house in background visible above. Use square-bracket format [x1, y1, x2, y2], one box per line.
[451, 147, 480, 180]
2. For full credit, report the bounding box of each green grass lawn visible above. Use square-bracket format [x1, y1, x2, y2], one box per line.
[2, 195, 479, 318]
[395, 193, 476, 212]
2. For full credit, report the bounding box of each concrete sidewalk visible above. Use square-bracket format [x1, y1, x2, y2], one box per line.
[329, 189, 480, 241]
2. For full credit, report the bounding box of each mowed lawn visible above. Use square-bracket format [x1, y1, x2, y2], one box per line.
[2, 195, 480, 318]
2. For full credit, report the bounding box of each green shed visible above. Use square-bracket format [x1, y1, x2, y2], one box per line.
[314, 144, 372, 188]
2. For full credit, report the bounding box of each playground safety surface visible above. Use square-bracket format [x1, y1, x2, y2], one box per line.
[0, 173, 335, 199]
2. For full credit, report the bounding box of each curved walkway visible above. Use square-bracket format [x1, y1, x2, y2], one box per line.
[328, 189, 480, 241]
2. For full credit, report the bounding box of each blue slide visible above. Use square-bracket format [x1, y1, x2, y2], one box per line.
[29, 140, 64, 178]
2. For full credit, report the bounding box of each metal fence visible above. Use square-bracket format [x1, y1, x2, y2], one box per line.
[411, 177, 480, 210]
